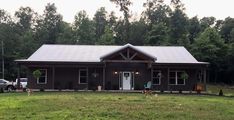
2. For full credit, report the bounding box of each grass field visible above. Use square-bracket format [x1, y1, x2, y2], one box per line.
[207, 84, 234, 96]
[0, 92, 234, 120]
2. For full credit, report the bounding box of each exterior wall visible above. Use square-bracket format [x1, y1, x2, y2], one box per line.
[167, 68, 198, 91]
[104, 62, 151, 90]
[26, 63, 203, 91]
[104, 63, 200, 91]
[54, 67, 78, 89]
[151, 68, 168, 91]
[27, 67, 53, 89]
[87, 68, 103, 90]
[27, 66, 103, 90]
[151, 68, 198, 91]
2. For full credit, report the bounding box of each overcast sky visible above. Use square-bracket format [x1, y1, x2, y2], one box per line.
[0, 0, 233, 23]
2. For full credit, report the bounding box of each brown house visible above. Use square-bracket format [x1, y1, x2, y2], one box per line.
[16, 44, 209, 91]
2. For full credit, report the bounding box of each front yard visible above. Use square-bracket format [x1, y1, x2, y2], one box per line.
[0, 92, 234, 120]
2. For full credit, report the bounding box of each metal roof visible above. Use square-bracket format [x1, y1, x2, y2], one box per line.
[19, 44, 206, 64]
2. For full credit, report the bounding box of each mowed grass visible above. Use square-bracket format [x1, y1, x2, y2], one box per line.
[207, 84, 234, 96]
[0, 92, 234, 120]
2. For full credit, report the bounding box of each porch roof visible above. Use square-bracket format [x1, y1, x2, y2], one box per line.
[16, 44, 207, 64]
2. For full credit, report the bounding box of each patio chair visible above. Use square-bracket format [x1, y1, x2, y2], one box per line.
[143, 81, 152, 95]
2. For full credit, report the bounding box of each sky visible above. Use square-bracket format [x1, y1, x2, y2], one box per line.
[0, 0, 233, 23]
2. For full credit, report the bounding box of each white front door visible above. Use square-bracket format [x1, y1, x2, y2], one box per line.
[122, 72, 131, 90]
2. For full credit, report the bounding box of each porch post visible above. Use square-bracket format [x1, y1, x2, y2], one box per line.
[167, 67, 170, 91]
[17, 64, 20, 89]
[151, 67, 153, 87]
[203, 68, 207, 91]
[103, 66, 105, 90]
[52, 66, 55, 89]
[87, 67, 89, 90]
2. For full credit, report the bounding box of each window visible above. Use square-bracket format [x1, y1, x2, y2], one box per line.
[0, 80, 6, 84]
[152, 70, 161, 85]
[177, 72, 185, 85]
[37, 69, 47, 84]
[169, 71, 186, 85]
[79, 69, 88, 84]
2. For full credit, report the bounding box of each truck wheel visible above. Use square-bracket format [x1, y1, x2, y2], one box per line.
[7, 86, 14, 92]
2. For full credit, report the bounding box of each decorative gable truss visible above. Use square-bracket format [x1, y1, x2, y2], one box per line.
[100, 44, 157, 63]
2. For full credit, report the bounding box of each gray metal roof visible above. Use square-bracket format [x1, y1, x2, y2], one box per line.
[20, 44, 206, 64]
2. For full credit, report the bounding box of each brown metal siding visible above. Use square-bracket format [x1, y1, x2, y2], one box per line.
[54, 67, 78, 89]
[105, 62, 151, 90]
[88, 68, 103, 90]
[27, 67, 53, 89]
[26, 63, 201, 91]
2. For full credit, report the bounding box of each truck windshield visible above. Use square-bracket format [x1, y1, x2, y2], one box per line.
[20, 79, 28, 82]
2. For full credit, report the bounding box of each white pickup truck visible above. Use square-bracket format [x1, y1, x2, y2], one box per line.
[13, 78, 28, 90]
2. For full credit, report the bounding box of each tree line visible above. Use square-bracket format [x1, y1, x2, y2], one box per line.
[0, 0, 234, 84]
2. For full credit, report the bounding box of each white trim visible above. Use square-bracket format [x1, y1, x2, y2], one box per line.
[37, 69, 47, 84]
[119, 71, 121, 90]
[79, 68, 88, 84]
[122, 71, 131, 90]
[131, 72, 135, 90]
[152, 70, 161, 85]
[168, 70, 186, 85]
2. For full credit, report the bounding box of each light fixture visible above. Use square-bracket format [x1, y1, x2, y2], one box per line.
[114, 71, 118, 75]
[135, 70, 139, 75]
[92, 69, 99, 78]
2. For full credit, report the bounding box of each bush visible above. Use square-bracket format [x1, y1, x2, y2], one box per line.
[160, 90, 164, 93]
[0, 88, 4, 93]
[219, 89, 223, 96]
[40, 88, 44, 92]
[179, 90, 182, 94]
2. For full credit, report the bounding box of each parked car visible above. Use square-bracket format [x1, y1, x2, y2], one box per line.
[13, 78, 28, 89]
[0, 79, 15, 91]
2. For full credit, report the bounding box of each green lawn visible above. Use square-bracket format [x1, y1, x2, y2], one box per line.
[207, 84, 234, 96]
[0, 92, 234, 120]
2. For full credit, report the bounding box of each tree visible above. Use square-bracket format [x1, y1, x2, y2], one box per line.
[15, 7, 37, 32]
[191, 28, 228, 83]
[107, 11, 118, 30]
[14, 7, 39, 58]
[226, 43, 234, 83]
[200, 17, 216, 31]
[188, 16, 201, 43]
[110, 0, 132, 43]
[57, 22, 75, 44]
[73, 10, 95, 44]
[0, 9, 20, 79]
[35, 3, 63, 44]
[142, 0, 171, 26]
[170, 0, 185, 10]
[128, 20, 148, 45]
[230, 28, 234, 43]
[220, 17, 234, 43]
[214, 20, 223, 31]
[169, 8, 189, 46]
[0, 9, 12, 23]
[93, 7, 108, 40]
[145, 22, 169, 45]
[97, 26, 115, 45]
[110, 0, 132, 24]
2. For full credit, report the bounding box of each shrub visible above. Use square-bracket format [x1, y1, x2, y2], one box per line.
[0, 88, 4, 93]
[179, 90, 182, 94]
[33, 70, 41, 80]
[40, 88, 44, 92]
[219, 89, 223, 96]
